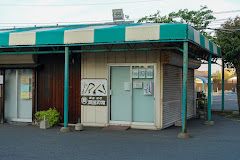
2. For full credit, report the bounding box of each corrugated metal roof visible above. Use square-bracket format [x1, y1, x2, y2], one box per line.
[0, 23, 221, 56]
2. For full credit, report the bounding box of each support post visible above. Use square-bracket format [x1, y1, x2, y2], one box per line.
[204, 54, 214, 125]
[178, 41, 191, 138]
[202, 83, 205, 93]
[208, 54, 212, 121]
[0, 70, 5, 123]
[60, 46, 71, 132]
[222, 60, 224, 112]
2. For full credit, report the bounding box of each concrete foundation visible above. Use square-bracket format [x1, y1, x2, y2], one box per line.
[60, 127, 71, 132]
[75, 123, 83, 131]
[219, 113, 226, 116]
[40, 120, 50, 129]
[177, 132, 192, 139]
[204, 121, 215, 125]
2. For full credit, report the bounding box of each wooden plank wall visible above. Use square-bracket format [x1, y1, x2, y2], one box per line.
[37, 53, 81, 123]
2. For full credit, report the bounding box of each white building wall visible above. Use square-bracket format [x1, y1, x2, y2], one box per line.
[81, 50, 162, 129]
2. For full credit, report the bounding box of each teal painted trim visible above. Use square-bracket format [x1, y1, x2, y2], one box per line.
[200, 34, 205, 47]
[64, 46, 69, 127]
[0, 39, 187, 49]
[0, 47, 180, 55]
[94, 26, 125, 43]
[36, 30, 64, 45]
[222, 60, 224, 112]
[160, 24, 187, 40]
[208, 54, 212, 121]
[187, 25, 194, 41]
[188, 39, 221, 57]
[182, 41, 188, 133]
[209, 41, 213, 53]
[0, 33, 9, 46]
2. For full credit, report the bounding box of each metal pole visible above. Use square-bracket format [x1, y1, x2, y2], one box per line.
[222, 60, 224, 112]
[64, 46, 69, 127]
[202, 83, 205, 93]
[208, 54, 212, 121]
[182, 41, 188, 133]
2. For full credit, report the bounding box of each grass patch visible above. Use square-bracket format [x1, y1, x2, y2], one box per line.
[225, 113, 240, 119]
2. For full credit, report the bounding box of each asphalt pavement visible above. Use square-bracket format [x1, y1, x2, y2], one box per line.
[1, 114, 240, 160]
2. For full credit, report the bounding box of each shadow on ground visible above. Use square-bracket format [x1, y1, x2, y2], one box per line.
[0, 114, 239, 160]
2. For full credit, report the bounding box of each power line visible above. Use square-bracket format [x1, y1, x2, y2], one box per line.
[195, 27, 240, 32]
[212, 10, 240, 14]
[0, 0, 163, 7]
[0, 20, 114, 25]
[0, 17, 233, 25]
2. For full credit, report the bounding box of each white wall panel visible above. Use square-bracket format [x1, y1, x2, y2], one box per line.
[64, 29, 94, 44]
[125, 25, 160, 41]
[205, 38, 210, 50]
[9, 32, 36, 45]
[194, 30, 200, 44]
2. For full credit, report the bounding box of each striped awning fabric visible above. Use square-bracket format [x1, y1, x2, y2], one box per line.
[195, 76, 213, 83]
[0, 23, 221, 56]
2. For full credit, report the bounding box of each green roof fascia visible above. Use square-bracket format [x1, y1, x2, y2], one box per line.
[160, 23, 188, 40]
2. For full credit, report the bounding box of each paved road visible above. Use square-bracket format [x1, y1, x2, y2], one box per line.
[1, 115, 240, 160]
[212, 94, 238, 110]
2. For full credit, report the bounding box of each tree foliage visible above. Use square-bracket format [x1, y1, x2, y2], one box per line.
[212, 70, 235, 81]
[138, 5, 216, 37]
[216, 16, 240, 113]
[216, 17, 240, 67]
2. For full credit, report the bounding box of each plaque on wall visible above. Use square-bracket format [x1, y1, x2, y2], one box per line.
[81, 79, 107, 106]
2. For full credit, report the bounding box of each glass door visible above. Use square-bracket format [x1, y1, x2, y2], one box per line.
[110, 65, 155, 125]
[132, 66, 154, 123]
[5, 69, 32, 122]
[110, 66, 131, 122]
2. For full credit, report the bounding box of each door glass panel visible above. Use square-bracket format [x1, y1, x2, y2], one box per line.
[17, 69, 32, 119]
[132, 66, 154, 123]
[110, 66, 131, 121]
[5, 69, 17, 120]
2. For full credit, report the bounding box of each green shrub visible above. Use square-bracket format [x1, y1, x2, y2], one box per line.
[35, 108, 61, 127]
[225, 114, 234, 118]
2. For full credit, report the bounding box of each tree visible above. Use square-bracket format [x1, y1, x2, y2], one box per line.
[216, 16, 240, 113]
[212, 70, 235, 81]
[138, 5, 216, 40]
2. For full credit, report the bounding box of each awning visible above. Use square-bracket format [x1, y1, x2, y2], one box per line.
[195, 76, 213, 83]
[0, 23, 221, 57]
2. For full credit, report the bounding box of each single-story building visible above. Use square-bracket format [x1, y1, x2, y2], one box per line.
[0, 22, 221, 135]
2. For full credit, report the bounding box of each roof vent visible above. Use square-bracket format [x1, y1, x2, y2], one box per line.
[112, 9, 124, 21]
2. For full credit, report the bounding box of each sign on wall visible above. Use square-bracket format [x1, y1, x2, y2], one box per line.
[81, 79, 107, 106]
[21, 77, 30, 99]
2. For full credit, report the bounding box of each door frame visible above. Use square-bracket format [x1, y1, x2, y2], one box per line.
[108, 63, 157, 126]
